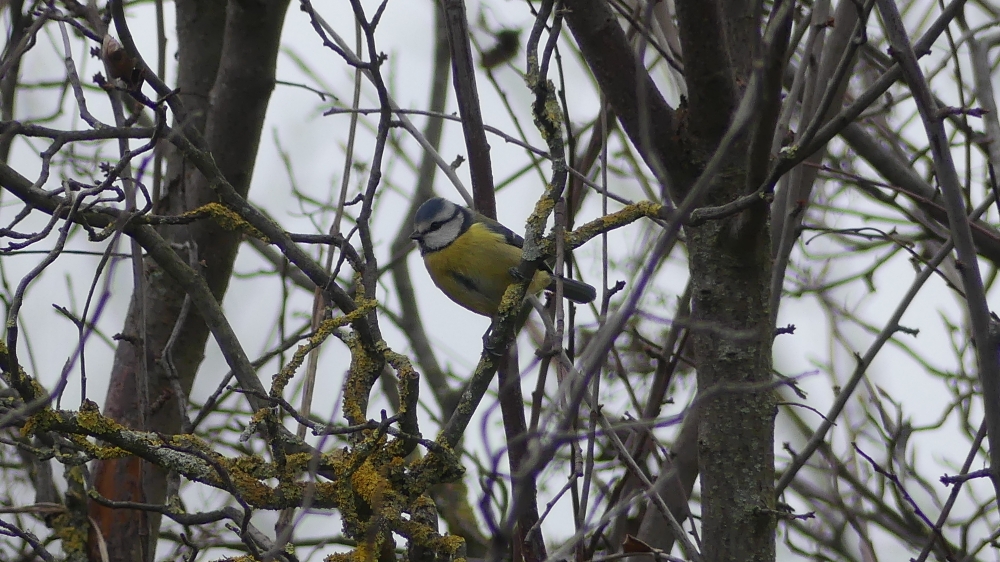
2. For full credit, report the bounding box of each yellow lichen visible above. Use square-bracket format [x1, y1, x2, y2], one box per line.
[51, 511, 89, 553]
[231, 453, 269, 477]
[543, 87, 563, 125]
[342, 333, 381, 425]
[222, 556, 261, 562]
[554, 200, 664, 253]
[75, 399, 129, 435]
[183, 202, 269, 242]
[325, 550, 369, 562]
[271, 301, 375, 397]
[70, 434, 130, 459]
[438, 533, 467, 555]
[168, 433, 216, 455]
[496, 282, 528, 319]
[20, 407, 57, 436]
[354, 534, 379, 562]
[228, 467, 278, 506]
[350, 460, 385, 505]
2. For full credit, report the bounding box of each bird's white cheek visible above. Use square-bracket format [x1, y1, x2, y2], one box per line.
[422, 220, 463, 251]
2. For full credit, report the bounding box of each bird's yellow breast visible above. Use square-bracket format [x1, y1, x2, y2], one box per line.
[423, 222, 551, 316]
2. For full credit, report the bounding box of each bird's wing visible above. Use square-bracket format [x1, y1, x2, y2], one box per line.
[475, 213, 525, 248]
[473, 212, 562, 275]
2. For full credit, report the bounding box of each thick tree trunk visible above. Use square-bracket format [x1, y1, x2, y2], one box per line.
[686, 215, 775, 562]
[88, 2, 290, 559]
[564, 0, 778, 560]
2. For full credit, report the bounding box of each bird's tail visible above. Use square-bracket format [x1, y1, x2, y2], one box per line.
[549, 276, 597, 305]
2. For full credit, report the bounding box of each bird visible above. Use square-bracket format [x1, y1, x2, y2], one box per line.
[410, 197, 597, 317]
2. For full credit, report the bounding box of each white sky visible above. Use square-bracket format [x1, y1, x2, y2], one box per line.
[2, 0, 999, 559]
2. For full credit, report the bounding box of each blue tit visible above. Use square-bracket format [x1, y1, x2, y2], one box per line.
[410, 197, 597, 317]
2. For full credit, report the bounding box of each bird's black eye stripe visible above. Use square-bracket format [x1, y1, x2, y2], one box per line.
[430, 207, 462, 231]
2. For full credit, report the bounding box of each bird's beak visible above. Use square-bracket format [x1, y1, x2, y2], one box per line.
[409, 231, 420, 240]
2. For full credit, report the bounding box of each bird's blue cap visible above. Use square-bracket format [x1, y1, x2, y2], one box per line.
[414, 197, 450, 223]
